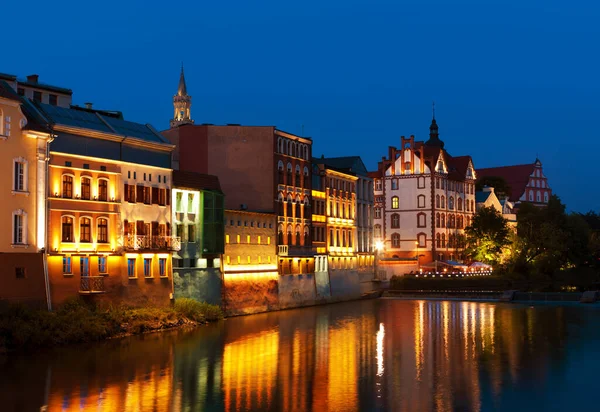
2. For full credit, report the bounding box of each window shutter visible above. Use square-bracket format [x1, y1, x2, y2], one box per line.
[151, 221, 158, 237]
[124, 219, 129, 235]
[137, 185, 144, 203]
[166, 222, 171, 236]
[152, 187, 158, 204]
[136, 220, 144, 235]
[124, 184, 129, 202]
[166, 189, 170, 205]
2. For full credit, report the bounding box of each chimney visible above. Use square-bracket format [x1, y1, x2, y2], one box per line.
[27, 74, 39, 83]
[84, 102, 93, 109]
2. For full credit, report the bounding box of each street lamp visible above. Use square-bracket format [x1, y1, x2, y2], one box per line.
[415, 241, 420, 271]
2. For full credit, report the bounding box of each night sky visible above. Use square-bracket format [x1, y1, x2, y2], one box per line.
[4, 0, 598, 212]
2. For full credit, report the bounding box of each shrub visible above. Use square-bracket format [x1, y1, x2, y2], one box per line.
[174, 298, 223, 322]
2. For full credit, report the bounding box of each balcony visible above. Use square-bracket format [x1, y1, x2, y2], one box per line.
[124, 235, 181, 252]
[278, 245, 315, 257]
[79, 276, 105, 294]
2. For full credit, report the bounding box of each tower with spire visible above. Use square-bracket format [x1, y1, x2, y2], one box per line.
[425, 101, 444, 149]
[170, 65, 194, 128]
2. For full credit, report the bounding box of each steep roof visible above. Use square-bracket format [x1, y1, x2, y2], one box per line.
[475, 191, 492, 203]
[0, 80, 21, 101]
[34, 103, 170, 144]
[316, 156, 368, 176]
[172, 170, 222, 192]
[177, 65, 188, 96]
[476, 163, 535, 202]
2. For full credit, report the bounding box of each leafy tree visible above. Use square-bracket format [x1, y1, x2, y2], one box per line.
[475, 176, 512, 199]
[465, 206, 511, 264]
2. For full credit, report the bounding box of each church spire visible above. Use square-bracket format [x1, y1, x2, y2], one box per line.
[170, 64, 194, 128]
[425, 102, 444, 149]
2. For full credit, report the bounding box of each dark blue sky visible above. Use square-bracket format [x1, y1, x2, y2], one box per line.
[5, 1, 598, 211]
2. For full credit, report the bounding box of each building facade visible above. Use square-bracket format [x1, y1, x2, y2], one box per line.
[475, 186, 517, 227]
[476, 158, 552, 208]
[371, 117, 477, 266]
[0, 81, 51, 307]
[31, 102, 177, 307]
[171, 170, 224, 305]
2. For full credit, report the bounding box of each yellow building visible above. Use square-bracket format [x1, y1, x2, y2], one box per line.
[0, 79, 52, 308]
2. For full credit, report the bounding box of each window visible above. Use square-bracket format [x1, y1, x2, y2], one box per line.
[417, 213, 426, 228]
[544, 192, 549, 203]
[144, 258, 152, 277]
[391, 196, 399, 209]
[79, 217, 91, 242]
[17, 88, 24, 96]
[374, 207, 381, 219]
[62, 175, 73, 198]
[98, 256, 107, 274]
[13, 160, 26, 191]
[448, 196, 454, 210]
[226, 234, 230, 244]
[33, 91, 42, 102]
[83, 163, 90, 170]
[457, 198, 463, 211]
[536, 191, 541, 202]
[81, 177, 91, 200]
[127, 258, 136, 278]
[418, 233, 426, 247]
[144, 186, 151, 204]
[391, 233, 400, 248]
[80, 257, 89, 276]
[529, 191, 534, 201]
[375, 179, 382, 191]
[417, 195, 425, 208]
[62, 216, 74, 242]
[63, 257, 72, 274]
[417, 176, 426, 189]
[98, 179, 108, 201]
[374, 224, 381, 239]
[436, 195, 440, 208]
[436, 213, 440, 228]
[13, 267, 24, 279]
[159, 258, 167, 277]
[186, 224, 196, 242]
[12, 211, 25, 244]
[97, 218, 108, 243]
[391, 213, 400, 228]
[127, 184, 136, 202]
[158, 188, 166, 206]
[391, 179, 398, 190]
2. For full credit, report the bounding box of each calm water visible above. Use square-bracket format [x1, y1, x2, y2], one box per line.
[2, 299, 600, 412]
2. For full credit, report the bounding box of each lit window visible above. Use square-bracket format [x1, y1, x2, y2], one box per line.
[13, 160, 26, 192]
[98, 179, 108, 201]
[80, 257, 89, 276]
[127, 258, 136, 278]
[391, 196, 399, 209]
[81, 177, 91, 200]
[159, 258, 167, 277]
[258, 235, 262, 244]
[80, 217, 91, 242]
[97, 218, 108, 243]
[391, 233, 400, 247]
[62, 216, 74, 242]
[144, 258, 152, 277]
[98, 256, 107, 274]
[63, 257, 72, 274]
[226, 234, 230, 244]
[62, 175, 73, 198]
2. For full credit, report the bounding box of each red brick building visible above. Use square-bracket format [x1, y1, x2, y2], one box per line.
[477, 158, 552, 208]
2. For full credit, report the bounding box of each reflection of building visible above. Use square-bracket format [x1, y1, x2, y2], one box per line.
[35, 102, 176, 307]
[172, 170, 224, 304]
[476, 158, 552, 208]
[475, 186, 517, 227]
[0, 80, 52, 307]
[371, 115, 477, 263]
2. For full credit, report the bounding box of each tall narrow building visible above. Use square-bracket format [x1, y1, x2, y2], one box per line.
[170, 65, 193, 128]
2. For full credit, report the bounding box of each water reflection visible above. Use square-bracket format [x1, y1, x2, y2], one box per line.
[2, 300, 600, 411]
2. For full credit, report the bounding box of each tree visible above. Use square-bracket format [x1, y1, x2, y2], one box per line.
[475, 176, 512, 199]
[465, 206, 511, 264]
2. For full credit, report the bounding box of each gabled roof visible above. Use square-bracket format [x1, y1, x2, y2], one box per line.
[0, 80, 21, 101]
[315, 156, 369, 176]
[476, 163, 535, 202]
[34, 103, 170, 145]
[172, 170, 222, 192]
[475, 191, 492, 203]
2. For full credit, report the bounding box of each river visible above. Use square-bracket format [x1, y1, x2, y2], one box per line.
[2, 299, 600, 411]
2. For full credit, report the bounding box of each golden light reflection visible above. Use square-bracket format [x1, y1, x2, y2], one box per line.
[376, 323, 385, 377]
[222, 330, 279, 412]
[328, 321, 358, 410]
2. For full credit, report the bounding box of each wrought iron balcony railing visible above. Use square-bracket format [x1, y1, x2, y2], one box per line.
[79, 276, 105, 294]
[124, 235, 181, 251]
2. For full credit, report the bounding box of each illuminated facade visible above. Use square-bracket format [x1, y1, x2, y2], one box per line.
[0, 80, 52, 307]
[371, 116, 477, 264]
[31, 102, 177, 307]
[475, 186, 517, 227]
[172, 170, 224, 305]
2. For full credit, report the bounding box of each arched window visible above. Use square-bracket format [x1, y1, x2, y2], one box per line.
[62, 175, 73, 198]
[287, 194, 293, 216]
[80, 176, 91, 200]
[544, 192, 549, 203]
[287, 163, 292, 185]
[278, 224, 284, 244]
[441, 213, 446, 228]
[391, 233, 400, 248]
[441, 233, 446, 248]
[336, 230, 340, 247]
[295, 165, 301, 186]
[374, 224, 382, 239]
[80, 217, 91, 243]
[391, 213, 400, 228]
[303, 166, 309, 178]
[287, 224, 293, 245]
[97, 218, 108, 243]
[542, 180, 546, 188]
[417, 212, 426, 228]
[417, 194, 425, 208]
[391, 179, 398, 190]
[436, 213, 440, 228]
[436, 195, 440, 208]
[441, 195, 445, 208]
[278, 161, 284, 184]
[418, 233, 426, 247]
[98, 178, 108, 201]
[536, 191, 541, 202]
[62, 216, 74, 242]
[295, 195, 301, 217]
[449, 196, 454, 210]
[391, 196, 399, 209]
[458, 198, 463, 211]
[436, 233, 441, 248]
[278, 192, 284, 215]
[304, 226, 310, 246]
[295, 225, 301, 245]
[436, 178, 440, 189]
